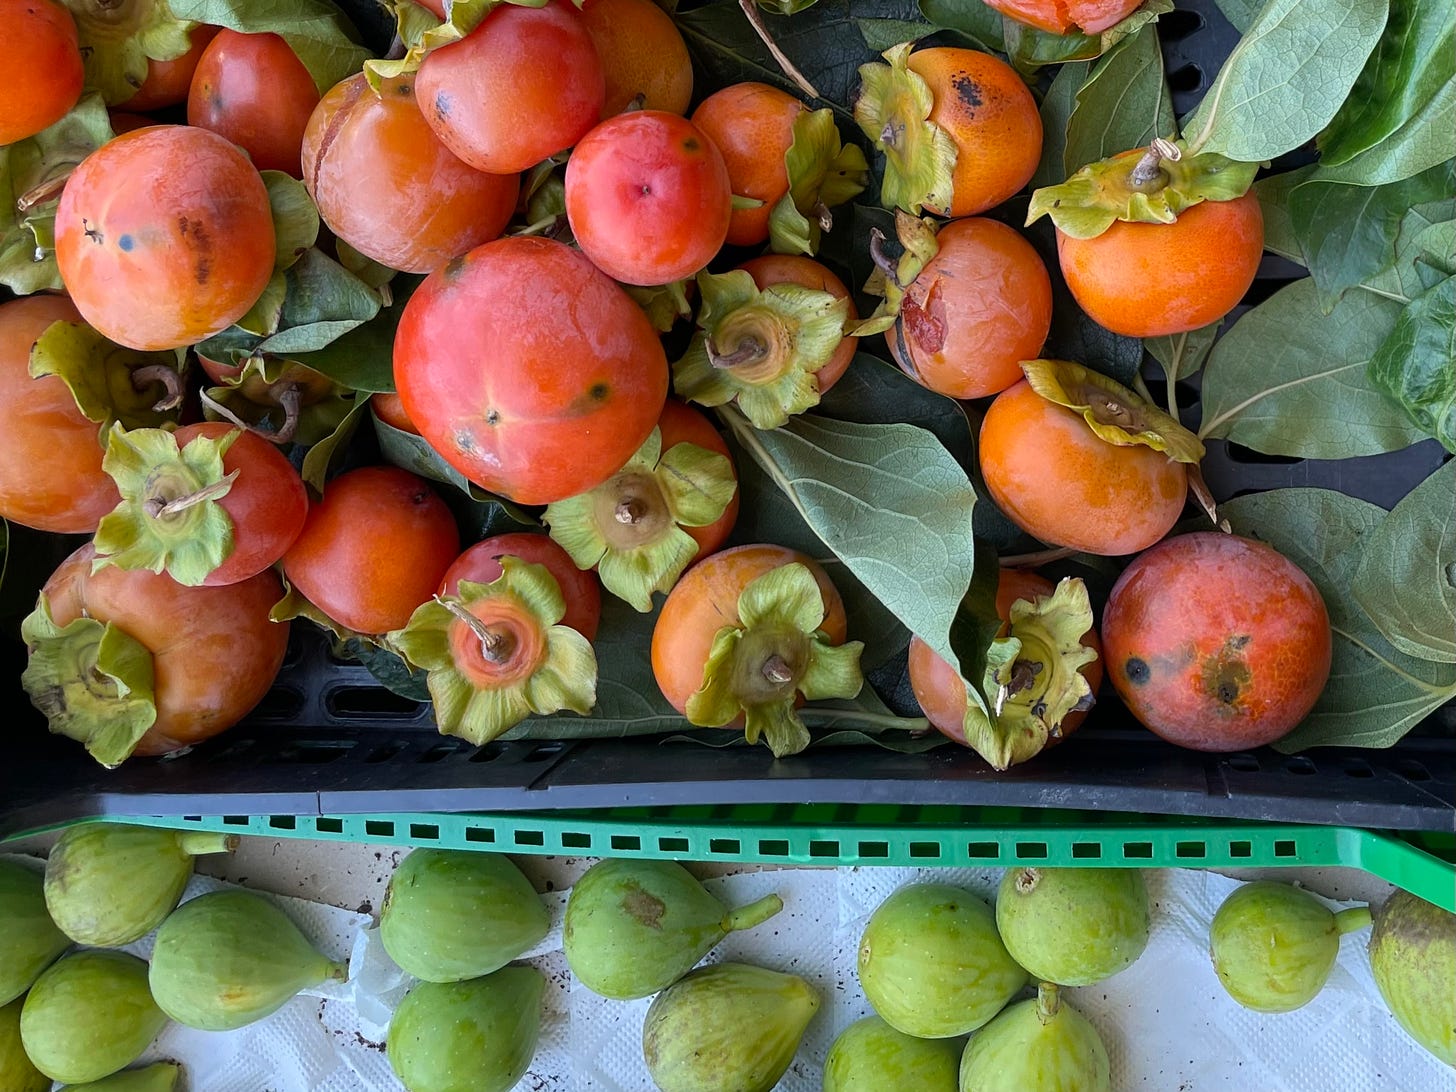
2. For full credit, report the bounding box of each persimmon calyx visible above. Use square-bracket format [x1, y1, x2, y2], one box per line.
[65, 0, 196, 106]
[544, 427, 736, 612]
[622, 280, 693, 333]
[270, 570, 379, 647]
[674, 269, 849, 430]
[769, 107, 871, 256]
[960, 577, 1099, 771]
[199, 355, 352, 448]
[29, 319, 183, 440]
[1021, 359, 1205, 463]
[92, 424, 242, 587]
[1026, 139, 1261, 239]
[685, 563, 865, 758]
[389, 559, 598, 746]
[365, 0, 549, 88]
[853, 42, 957, 217]
[20, 594, 157, 768]
[854, 209, 941, 337]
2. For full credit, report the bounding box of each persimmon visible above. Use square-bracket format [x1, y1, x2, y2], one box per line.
[281, 466, 460, 635]
[92, 421, 308, 588]
[372, 392, 418, 435]
[580, 0, 692, 117]
[856, 44, 1041, 218]
[691, 83, 800, 247]
[442, 533, 603, 640]
[0, 296, 118, 534]
[22, 543, 289, 764]
[651, 544, 863, 756]
[302, 74, 519, 275]
[909, 571, 1104, 767]
[985, 0, 1142, 34]
[188, 30, 321, 177]
[1, 0, 83, 145]
[566, 110, 732, 286]
[118, 25, 219, 112]
[886, 217, 1052, 400]
[393, 236, 668, 505]
[979, 362, 1193, 556]
[740, 255, 859, 392]
[1102, 532, 1332, 751]
[416, 1, 605, 174]
[55, 125, 275, 351]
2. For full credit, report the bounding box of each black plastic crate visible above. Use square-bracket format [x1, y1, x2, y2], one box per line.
[1, 0, 1452, 838]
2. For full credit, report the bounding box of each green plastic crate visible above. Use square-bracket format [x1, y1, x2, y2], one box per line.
[7, 805, 1452, 912]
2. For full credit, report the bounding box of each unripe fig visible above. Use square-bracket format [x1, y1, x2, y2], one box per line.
[959, 982, 1111, 1092]
[61, 1061, 183, 1091]
[387, 967, 545, 1092]
[1210, 881, 1370, 1014]
[0, 859, 70, 1004]
[858, 883, 1027, 1038]
[564, 859, 783, 999]
[44, 823, 237, 947]
[149, 890, 347, 1030]
[996, 867, 1150, 986]
[0, 997, 49, 1092]
[823, 1014, 960, 1091]
[380, 850, 548, 983]
[642, 962, 818, 1092]
[20, 950, 166, 1084]
[1368, 889, 1455, 1065]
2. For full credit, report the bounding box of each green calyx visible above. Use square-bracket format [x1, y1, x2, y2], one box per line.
[390, 558, 598, 745]
[30, 320, 185, 440]
[673, 269, 850, 430]
[544, 427, 736, 612]
[768, 108, 870, 256]
[623, 280, 692, 333]
[853, 42, 958, 217]
[962, 577, 1099, 771]
[1022, 359, 1205, 463]
[365, 0, 551, 89]
[1027, 138, 1261, 239]
[20, 594, 157, 768]
[92, 424, 241, 587]
[61, 0, 196, 105]
[270, 569, 377, 647]
[685, 563, 864, 758]
[201, 355, 351, 448]
[856, 209, 942, 337]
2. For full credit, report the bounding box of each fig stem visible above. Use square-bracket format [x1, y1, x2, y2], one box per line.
[615, 498, 647, 525]
[1335, 906, 1373, 935]
[723, 893, 784, 933]
[436, 596, 514, 664]
[178, 832, 240, 856]
[868, 228, 901, 286]
[1129, 137, 1182, 189]
[131, 364, 185, 412]
[761, 654, 794, 686]
[1035, 981, 1061, 1024]
[325, 959, 350, 983]
[705, 335, 767, 371]
[736, 0, 820, 99]
[999, 546, 1077, 568]
[146, 469, 241, 519]
[17, 169, 73, 213]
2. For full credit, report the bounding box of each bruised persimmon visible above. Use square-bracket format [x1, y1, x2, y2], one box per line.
[691, 83, 801, 247]
[118, 24, 219, 112]
[55, 125, 275, 351]
[1, 0, 83, 145]
[188, 30, 321, 177]
[302, 74, 519, 275]
[1102, 532, 1332, 752]
[985, 0, 1142, 34]
[281, 466, 460, 635]
[416, 0, 605, 174]
[442, 533, 603, 641]
[580, 0, 692, 117]
[565, 110, 732, 285]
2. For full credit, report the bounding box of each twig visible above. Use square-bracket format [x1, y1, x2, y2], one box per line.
[737, 0, 820, 99]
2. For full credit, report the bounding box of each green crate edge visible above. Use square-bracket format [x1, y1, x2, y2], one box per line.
[7, 806, 1452, 911]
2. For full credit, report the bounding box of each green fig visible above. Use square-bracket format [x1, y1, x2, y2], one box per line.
[45, 822, 237, 947]
[62, 1062, 183, 1091]
[0, 997, 50, 1092]
[823, 1014, 960, 1092]
[380, 850, 549, 983]
[642, 962, 819, 1092]
[959, 982, 1111, 1092]
[1368, 889, 1455, 1065]
[1209, 881, 1369, 1014]
[996, 867, 1150, 987]
[564, 859, 784, 1000]
[148, 890, 348, 1030]
[858, 883, 1027, 1038]
[0, 858, 70, 1005]
[387, 966, 545, 1092]
[20, 950, 166, 1084]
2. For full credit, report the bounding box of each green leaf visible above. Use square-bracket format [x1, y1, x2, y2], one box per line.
[1199, 279, 1424, 458]
[1352, 462, 1456, 663]
[1311, 77, 1455, 186]
[1063, 24, 1174, 175]
[1366, 275, 1455, 452]
[262, 172, 320, 272]
[1003, 0, 1173, 69]
[1182, 0, 1389, 163]
[917, 0, 1002, 50]
[1212, 0, 1259, 31]
[858, 17, 938, 51]
[1289, 158, 1455, 311]
[1031, 60, 1090, 190]
[1221, 489, 1456, 751]
[1318, 0, 1456, 167]
[1361, 199, 1456, 303]
[1144, 323, 1220, 387]
[371, 413, 535, 527]
[300, 393, 370, 493]
[285, 274, 423, 393]
[1252, 168, 1309, 264]
[62, 0, 193, 105]
[165, 0, 374, 95]
[262, 249, 383, 354]
[348, 639, 430, 703]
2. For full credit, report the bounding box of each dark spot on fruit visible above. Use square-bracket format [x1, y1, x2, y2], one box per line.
[951, 74, 983, 110]
[1229, 634, 1251, 650]
[589, 382, 609, 401]
[1124, 657, 1150, 685]
[622, 885, 666, 928]
[639, 184, 651, 197]
[117, 234, 134, 252]
[1216, 681, 1239, 704]
[682, 137, 699, 152]
[397, 82, 412, 96]
[177, 215, 213, 285]
[1202, 641, 1252, 711]
[485, 409, 500, 425]
[443, 255, 466, 281]
[434, 93, 452, 120]
[454, 428, 478, 455]
[82, 219, 103, 244]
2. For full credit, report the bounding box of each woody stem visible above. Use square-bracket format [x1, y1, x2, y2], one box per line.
[437, 597, 514, 664]
[146, 469, 241, 519]
[131, 365, 184, 412]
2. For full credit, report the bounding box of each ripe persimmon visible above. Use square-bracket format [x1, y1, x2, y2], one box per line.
[580, 0, 693, 117]
[442, 534, 603, 641]
[691, 83, 801, 247]
[302, 74, 519, 275]
[372, 392, 418, 435]
[985, 0, 1142, 34]
[118, 25, 220, 112]
[738, 253, 858, 393]
[1, 0, 83, 145]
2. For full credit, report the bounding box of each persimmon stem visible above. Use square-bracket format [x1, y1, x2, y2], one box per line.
[437, 597, 515, 664]
[705, 336, 767, 370]
[761, 654, 794, 686]
[145, 469, 241, 519]
[199, 384, 302, 445]
[131, 364, 184, 412]
[615, 498, 646, 525]
[812, 201, 833, 231]
[1129, 138, 1181, 188]
[736, 0, 820, 99]
[17, 170, 73, 213]
[1000, 546, 1077, 568]
[868, 228, 900, 286]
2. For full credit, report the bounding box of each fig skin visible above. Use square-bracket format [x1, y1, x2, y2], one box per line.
[823, 1014, 960, 1091]
[959, 982, 1111, 1092]
[996, 867, 1150, 987]
[1368, 889, 1455, 1065]
[0, 860, 70, 1005]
